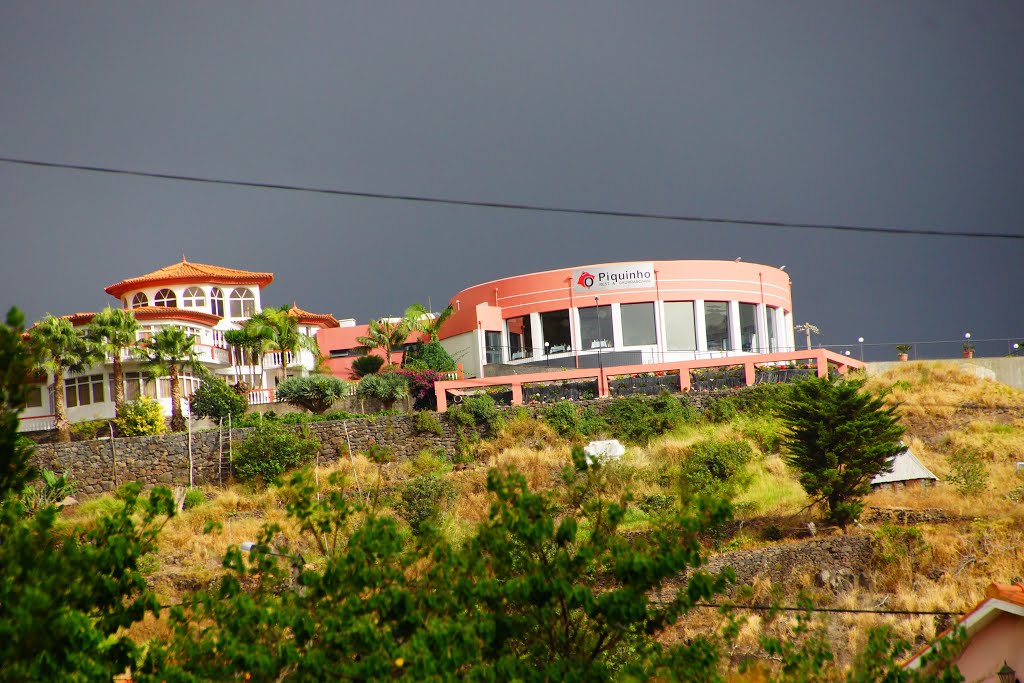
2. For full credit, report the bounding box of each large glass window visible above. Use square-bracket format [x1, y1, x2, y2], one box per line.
[540, 310, 571, 353]
[739, 303, 758, 352]
[26, 386, 43, 408]
[506, 316, 533, 360]
[766, 307, 777, 352]
[621, 303, 656, 346]
[485, 331, 503, 365]
[121, 372, 157, 400]
[65, 374, 104, 408]
[131, 292, 149, 308]
[159, 372, 201, 399]
[182, 287, 206, 308]
[704, 301, 730, 351]
[154, 289, 177, 307]
[229, 288, 255, 318]
[664, 302, 697, 351]
[579, 305, 613, 350]
[210, 287, 225, 317]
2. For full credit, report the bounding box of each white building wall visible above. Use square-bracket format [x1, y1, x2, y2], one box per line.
[440, 330, 481, 378]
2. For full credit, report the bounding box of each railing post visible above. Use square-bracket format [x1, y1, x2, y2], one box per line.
[511, 383, 523, 406]
[816, 350, 828, 378]
[435, 385, 448, 413]
[744, 362, 756, 386]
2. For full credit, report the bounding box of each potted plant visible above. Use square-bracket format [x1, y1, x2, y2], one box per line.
[895, 344, 912, 362]
[962, 341, 975, 359]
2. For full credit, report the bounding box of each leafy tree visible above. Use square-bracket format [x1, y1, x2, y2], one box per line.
[28, 314, 100, 442]
[403, 303, 454, 341]
[356, 371, 409, 410]
[402, 340, 458, 372]
[233, 421, 320, 483]
[396, 472, 455, 535]
[114, 396, 167, 436]
[189, 377, 247, 421]
[1, 308, 40, 493]
[274, 375, 350, 414]
[139, 326, 199, 432]
[779, 376, 905, 527]
[678, 438, 753, 499]
[350, 353, 385, 378]
[85, 306, 139, 415]
[356, 317, 411, 367]
[2, 307, 176, 680]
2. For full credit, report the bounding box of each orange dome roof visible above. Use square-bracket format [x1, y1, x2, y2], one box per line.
[105, 257, 273, 299]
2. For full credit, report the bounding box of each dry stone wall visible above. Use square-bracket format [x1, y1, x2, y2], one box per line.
[701, 536, 874, 590]
[30, 413, 468, 496]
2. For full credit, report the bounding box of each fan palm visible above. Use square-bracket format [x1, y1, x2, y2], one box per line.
[140, 327, 199, 432]
[356, 318, 410, 368]
[404, 303, 454, 342]
[28, 315, 100, 442]
[249, 306, 321, 383]
[85, 307, 140, 415]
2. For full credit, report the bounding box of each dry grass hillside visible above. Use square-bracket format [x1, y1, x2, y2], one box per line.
[54, 361, 1024, 671]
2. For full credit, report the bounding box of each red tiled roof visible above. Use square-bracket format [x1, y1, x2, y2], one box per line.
[62, 307, 222, 327]
[105, 257, 273, 298]
[986, 582, 1024, 608]
[287, 304, 340, 329]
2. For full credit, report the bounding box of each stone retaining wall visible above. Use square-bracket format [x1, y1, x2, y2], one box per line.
[701, 536, 874, 588]
[29, 413, 468, 496]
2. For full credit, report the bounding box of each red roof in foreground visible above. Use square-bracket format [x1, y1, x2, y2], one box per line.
[105, 257, 274, 298]
[287, 304, 340, 329]
[985, 582, 1024, 607]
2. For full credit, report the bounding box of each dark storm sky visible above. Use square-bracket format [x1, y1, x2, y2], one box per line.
[2, 1, 1022, 360]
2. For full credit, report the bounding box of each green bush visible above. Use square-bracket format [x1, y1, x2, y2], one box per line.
[21, 469, 76, 513]
[396, 473, 455, 535]
[603, 394, 689, 445]
[462, 394, 504, 438]
[70, 419, 109, 441]
[945, 449, 989, 496]
[678, 438, 754, 498]
[189, 379, 247, 421]
[363, 443, 395, 464]
[351, 354, 385, 378]
[234, 422, 320, 483]
[114, 397, 167, 437]
[275, 375, 351, 414]
[183, 488, 205, 510]
[703, 396, 737, 423]
[357, 372, 409, 410]
[414, 410, 443, 435]
[403, 340, 457, 372]
[543, 401, 605, 440]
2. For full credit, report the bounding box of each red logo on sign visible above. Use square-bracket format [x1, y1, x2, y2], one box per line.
[577, 272, 595, 288]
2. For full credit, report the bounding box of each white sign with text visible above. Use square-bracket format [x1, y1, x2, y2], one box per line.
[572, 262, 655, 293]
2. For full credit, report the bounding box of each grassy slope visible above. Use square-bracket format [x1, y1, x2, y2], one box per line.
[55, 361, 1024, 667]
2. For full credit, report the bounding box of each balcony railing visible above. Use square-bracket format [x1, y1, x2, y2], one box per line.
[19, 414, 55, 433]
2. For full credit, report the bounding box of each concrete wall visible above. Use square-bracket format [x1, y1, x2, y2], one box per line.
[865, 357, 1024, 390]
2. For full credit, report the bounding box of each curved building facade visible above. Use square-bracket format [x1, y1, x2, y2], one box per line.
[438, 260, 795, 377]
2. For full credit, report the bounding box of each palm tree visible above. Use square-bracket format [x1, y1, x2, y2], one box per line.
[85, 307, 139, 416]
[404, 303, 455, 341]
[140, 326, 199, 432]
[794, 322, 821, 351]
[240, 315, 274, 388]
[28, 315, 99, 442]
[223, 329, 247, 388]
[250, 306, 321, 383]
[357, 317, 410, 368]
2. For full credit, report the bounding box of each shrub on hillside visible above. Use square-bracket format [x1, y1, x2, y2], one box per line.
[603, 394, 691, 445]
[114, 397, 167, 437]
[543, 401, 605, 440]
[350, 354, 385, 378]
[414, 410, 443, 435]
[396, 473, 455, 535]
[945, 449, 989, 496]
[678, 439, 753, 499]
[234, 422, 319, 483]
[356, 372, 409, 410]
[402, 340, 457, 372]
[275, 375, 351, 414]
[393, 368, 443, 410]
[189, 378, 247, 421]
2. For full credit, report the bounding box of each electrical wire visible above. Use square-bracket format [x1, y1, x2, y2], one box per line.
[2, 155, 1023, 241]
[691, 603, 961, 616]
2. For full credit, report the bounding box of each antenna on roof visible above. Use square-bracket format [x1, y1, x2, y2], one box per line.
[182, 253, 187, 262]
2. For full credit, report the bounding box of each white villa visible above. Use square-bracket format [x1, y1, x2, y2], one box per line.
[20, 258, 340, 432]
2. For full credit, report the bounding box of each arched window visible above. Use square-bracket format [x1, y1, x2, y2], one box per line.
[131, 292, 149, 308]
[229, 288, 255, 317]
[210, 287, 225, 317]
[182, 287, 206, 308]
[154, 289, 177, 307]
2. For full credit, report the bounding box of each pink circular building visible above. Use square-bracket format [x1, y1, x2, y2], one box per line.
[438, 260, 794, 377]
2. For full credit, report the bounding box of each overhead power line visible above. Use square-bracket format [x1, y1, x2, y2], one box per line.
[691, 602, 961, 617]
[2, 155, 1023, 241]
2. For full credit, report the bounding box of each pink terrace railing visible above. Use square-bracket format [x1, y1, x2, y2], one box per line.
[248, 388, 276, 405]
[433, 349, 863, 412]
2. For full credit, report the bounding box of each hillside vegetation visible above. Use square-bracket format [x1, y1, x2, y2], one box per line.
[49, 363, 1024, 677]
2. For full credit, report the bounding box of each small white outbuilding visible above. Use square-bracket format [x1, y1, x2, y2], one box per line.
[870, 447, 938, 492]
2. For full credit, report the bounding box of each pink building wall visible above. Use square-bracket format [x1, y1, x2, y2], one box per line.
[955, 612, 1024, 682]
